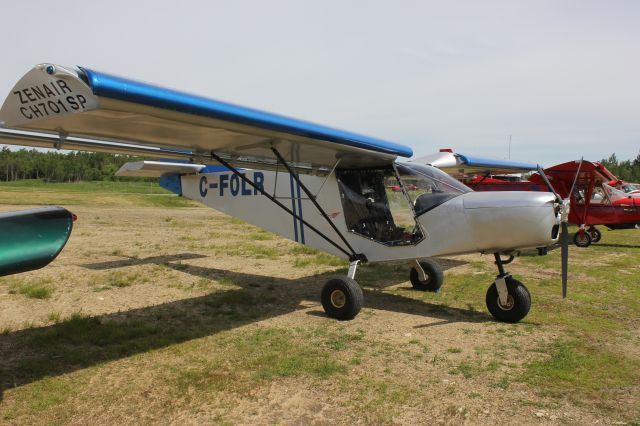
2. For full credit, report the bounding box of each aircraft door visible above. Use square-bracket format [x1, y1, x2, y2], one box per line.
[336, 168, 423, 246]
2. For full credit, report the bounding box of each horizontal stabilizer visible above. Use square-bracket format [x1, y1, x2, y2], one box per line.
[116, 161, 205, 177]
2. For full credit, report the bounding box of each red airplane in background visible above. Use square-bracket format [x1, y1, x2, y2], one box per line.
[466, 160, 640, 247]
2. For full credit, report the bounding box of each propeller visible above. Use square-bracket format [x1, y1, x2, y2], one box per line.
[536, 159, 583, 298]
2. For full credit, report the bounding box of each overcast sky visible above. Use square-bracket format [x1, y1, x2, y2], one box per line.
[1, 0, 638, 165]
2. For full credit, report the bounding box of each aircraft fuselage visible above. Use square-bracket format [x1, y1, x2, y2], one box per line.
[173, 164, 560, 262]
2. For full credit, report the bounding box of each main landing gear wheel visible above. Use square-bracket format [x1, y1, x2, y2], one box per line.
[409, 259, 444, 292]
[321, 276, 363, 320]
[573, 231, 592, 248]
[485, 277, 531, 323]
[588, 227, 601, 243]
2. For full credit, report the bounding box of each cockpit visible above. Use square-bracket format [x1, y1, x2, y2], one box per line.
[336, 163, 470, 246]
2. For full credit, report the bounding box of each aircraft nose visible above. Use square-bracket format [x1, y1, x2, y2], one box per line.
[462, 191, 560, 252]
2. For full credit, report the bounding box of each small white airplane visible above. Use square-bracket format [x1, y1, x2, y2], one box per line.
[0, 63, 570, 323]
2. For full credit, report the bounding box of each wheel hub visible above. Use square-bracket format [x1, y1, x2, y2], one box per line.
[330, 289, 346, 308]
[497, 294, 515, 311]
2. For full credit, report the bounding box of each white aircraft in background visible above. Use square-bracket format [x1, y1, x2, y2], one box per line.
[0, 63, 570, 323]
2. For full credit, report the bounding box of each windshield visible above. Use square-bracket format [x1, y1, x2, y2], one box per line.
[395, 163, 471, 216]
[621, 183, 640, 193]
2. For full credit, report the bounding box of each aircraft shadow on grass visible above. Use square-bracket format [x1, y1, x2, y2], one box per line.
[0, 254, 482, 401]
[589, 243, 640, 249]
[82, 253, 209, 270]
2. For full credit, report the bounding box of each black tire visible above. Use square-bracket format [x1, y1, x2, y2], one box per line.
[485, 277, 531, 323]
[573, 231, 592, 247]
[409, 259, 444, 292]
[321, 277, 363, 320]
[588, 227, 601, 243]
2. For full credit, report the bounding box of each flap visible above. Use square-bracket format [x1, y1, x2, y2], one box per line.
[115, 161, 206, 177]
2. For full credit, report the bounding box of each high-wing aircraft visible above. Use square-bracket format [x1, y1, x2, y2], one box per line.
[0, 63, 568, 323]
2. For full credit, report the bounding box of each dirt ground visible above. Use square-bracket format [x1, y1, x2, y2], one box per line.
[0, 204, 638, 425]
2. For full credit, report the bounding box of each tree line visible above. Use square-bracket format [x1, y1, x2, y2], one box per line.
[0, 148, 148, 182]
[599, 153, 640, 182]
[0, 147, 638, 183]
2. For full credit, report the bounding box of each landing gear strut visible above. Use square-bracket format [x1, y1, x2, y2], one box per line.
[485, 253, 531, 323]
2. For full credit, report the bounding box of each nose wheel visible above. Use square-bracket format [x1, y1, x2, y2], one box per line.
[486, 276, 531, 323]
[486, 253, 531, 323]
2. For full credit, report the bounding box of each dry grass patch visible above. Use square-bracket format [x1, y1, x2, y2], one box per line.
[3, 277, 54, 299]
[0, 187, 639, 425]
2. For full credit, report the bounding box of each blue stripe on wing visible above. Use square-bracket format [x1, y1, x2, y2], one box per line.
[457, 154, 539, 171]
[79, 67, 413, 158]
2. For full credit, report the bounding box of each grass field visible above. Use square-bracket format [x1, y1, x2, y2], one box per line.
[0, 182, 638, 425]
[0, 179, 166, 194]
[0, 180, 196, 208]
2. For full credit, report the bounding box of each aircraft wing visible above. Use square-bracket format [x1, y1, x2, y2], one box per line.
[0, 63, 412, 172]
[412, 150, 539, 177]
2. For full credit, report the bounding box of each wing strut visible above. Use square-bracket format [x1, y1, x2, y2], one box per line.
[270, 148, 361, 259]
[210, 152, 364, 262]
